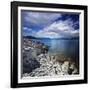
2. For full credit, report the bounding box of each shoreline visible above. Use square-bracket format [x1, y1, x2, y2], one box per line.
[22, 38, 79, 77]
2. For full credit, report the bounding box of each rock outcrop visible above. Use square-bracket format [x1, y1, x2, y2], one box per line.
[22, 38, 78, 77]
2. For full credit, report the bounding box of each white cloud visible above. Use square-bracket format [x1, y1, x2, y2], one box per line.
[23, 27, 35, 36]
[37, 31, 60, 38]
[36, 19, 79, 38]
[23, 27, 32, 31]
[24, 12, 61, 27]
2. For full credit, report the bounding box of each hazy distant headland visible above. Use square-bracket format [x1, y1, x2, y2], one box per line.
[24, 35, 79, 40]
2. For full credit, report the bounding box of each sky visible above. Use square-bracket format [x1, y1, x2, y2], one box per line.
[21, 10, 79, 38]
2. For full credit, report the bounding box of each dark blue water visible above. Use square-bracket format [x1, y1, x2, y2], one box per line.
[34, 38, 79, 61]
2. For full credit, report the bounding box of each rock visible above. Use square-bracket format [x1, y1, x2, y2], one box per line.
[69, 63, 78, 74]
[61, 61, 70, 75]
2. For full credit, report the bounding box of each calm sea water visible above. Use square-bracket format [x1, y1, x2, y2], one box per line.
[34, 38, 79, 62]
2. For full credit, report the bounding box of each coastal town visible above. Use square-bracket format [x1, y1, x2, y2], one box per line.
[22, 37, 78, 77]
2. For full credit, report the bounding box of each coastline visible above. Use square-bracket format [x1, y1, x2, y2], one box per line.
[22, 38, 79, 77]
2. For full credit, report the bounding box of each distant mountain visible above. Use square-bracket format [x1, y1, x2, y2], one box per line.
[23, 36, 79, 40]
[23, 36, 37, 39]
[52, 37, 79, 40]
[36, 37, 79, 40]
[23, 36, 51, 40]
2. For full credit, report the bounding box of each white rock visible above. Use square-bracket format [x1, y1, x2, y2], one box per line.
[61, 61, 70, 75]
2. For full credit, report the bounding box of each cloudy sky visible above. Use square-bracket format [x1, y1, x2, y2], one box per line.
[21, 10, 79, 38]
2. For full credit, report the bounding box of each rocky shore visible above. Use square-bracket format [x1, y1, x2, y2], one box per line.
[22, 38, 78, 77]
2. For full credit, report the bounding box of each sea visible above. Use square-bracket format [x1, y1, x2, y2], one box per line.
[33, 38, 79, 64]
